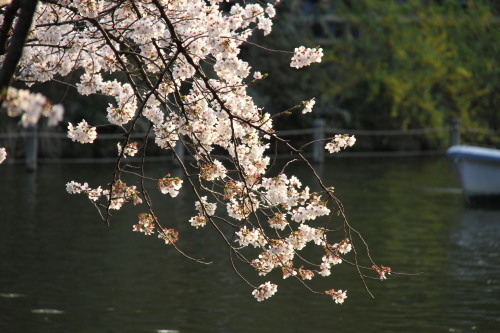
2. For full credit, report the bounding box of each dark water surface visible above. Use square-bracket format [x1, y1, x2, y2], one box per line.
[1, 156, 499, 333]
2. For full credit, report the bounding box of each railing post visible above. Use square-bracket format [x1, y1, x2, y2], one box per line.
[313, 119, 325, 164]
[451, 117, 461, 146]
[25, 124, 38, 172]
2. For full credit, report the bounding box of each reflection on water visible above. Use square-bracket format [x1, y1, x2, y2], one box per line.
[447, 209, 500, 331]
[0, 156, 499, 333]
[31, 309, 64, 315]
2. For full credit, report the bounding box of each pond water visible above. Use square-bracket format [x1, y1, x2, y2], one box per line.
[1, 156, 499, 333]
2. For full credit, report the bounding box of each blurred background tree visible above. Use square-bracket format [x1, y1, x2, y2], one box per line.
[248, 0, 500, 148]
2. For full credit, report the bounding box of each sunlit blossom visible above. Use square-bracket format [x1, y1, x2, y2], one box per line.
[290, 46, 324, 69]
[252, 282, 277, 301]
[67, 120, 97, 144]
[325, 289, 347, 304]
[0, 147, 7, 164]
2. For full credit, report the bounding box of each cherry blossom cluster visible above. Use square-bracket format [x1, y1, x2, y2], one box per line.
[117, 142, 139, 158]
[290, 46, 324, 69]
[67, 120, 97, 144]
[158, 175, 183, 198]
[372, 265, 392, 280]
[66, 179, 141, 210]
[66, 180, 90, 194]
[325, 134, 357, 154]
[105, 180, 143, 209]
[236, 226, 268, 248]
[1, 0, 389, 303]
[66, 181, 101, 201]
[252, 281, 278, 302]
[325, 289, 348, 304]
[200, 160, 227, 181]
[158, 228, 179, 245]
[132, 214, 181, 245]
[133, 213, 156, 235]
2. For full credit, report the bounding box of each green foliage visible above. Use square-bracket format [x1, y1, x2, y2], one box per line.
[321, 0, 499, 142]
[250, 0, 499, 148]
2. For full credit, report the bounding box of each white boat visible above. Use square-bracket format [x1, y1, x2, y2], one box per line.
[447, 145, 500, 207]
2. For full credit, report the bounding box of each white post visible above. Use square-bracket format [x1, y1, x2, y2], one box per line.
[451, 117, 461, 146]
[25, 124, 38, 172]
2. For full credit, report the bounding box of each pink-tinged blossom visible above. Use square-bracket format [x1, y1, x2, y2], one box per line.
[133, 213, 156, 235]
[323, 254, 343, 266]
[268, 213, 288, 230]
[373, 265, 392, 280]
[195, 196, 217, 216]
[200, 160, 227, 181]
[67, 120, 97, 144]
[158, 228, 179, 245]
[290, 46, 324, 69]
[325, 289, 347, 304]
[158, 175, 183, 198]
[267, 239, 295, 262]
[189, 215, 207, 229]
[117, 142, 139, 158]
[282, 261, 297, 279]
[227, 195, 259, 221]
[252, 252, 278, 276]
[103, 180, 142, 210]
[338, 239, 352, 254]
[252, 282, 277, 301]
[298, 266, 315, 280]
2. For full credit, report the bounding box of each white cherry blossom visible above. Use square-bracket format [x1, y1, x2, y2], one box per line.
[290, 46, 324, 69]
[67, 120, 97, 144]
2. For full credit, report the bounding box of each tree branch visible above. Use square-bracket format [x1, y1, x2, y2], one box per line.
[0, 0, 38, 99]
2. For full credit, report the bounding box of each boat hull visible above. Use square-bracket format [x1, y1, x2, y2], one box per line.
[447, 145, 500, 207]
